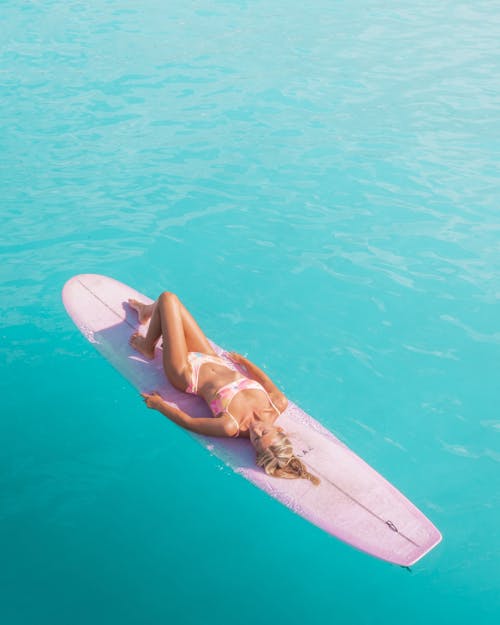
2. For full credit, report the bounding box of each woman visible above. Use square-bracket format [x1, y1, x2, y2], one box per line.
[129, 291, 319, 485]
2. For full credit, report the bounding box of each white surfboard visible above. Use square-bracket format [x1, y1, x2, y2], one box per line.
[62, 274, 442, 566]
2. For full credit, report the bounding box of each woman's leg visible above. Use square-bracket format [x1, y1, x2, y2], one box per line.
[129, 295, 216, 355]
[176, 300, 217, 355]
[129, 292, 215, 389]
[130, 292, 189, 390]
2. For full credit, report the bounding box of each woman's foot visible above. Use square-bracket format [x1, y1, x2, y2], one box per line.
[129, 332, 155, 359]
[128, 299, 154, 324]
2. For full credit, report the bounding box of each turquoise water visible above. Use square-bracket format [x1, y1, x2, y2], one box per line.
[1, 0, 499, 622]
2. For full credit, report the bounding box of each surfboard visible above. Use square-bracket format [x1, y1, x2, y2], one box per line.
[62, 274, 442, 566]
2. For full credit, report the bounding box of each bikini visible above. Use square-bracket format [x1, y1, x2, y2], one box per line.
[185, 352, 281, 437]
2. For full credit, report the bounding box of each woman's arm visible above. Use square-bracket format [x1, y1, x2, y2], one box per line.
[226, 353, 288, 413]
[141, 392, 237, 437]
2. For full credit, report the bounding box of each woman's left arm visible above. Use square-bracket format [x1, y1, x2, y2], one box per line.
[226, 353, 288, 413]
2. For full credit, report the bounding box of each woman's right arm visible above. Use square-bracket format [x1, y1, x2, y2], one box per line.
[141, 392, 236, 437]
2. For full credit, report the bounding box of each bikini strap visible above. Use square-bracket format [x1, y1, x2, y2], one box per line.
[225, 410, 240, 438]
[264, 391, 282, 418]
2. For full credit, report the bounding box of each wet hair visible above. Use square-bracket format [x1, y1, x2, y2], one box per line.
[255, 431, 320, 486]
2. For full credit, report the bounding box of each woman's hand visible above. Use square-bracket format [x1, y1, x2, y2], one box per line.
[141, 391, 166, 411]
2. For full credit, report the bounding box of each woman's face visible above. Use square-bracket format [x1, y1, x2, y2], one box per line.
[249, 424, 283, 452]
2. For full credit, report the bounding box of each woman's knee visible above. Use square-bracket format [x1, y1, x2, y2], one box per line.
[158, 291, 178, 305]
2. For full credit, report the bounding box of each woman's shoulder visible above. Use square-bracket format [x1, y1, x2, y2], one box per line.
[270, 391, 288, 414]
[220, 411, 240, 438]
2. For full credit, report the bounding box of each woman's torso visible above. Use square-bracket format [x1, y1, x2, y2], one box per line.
[187, 353, 279, 434]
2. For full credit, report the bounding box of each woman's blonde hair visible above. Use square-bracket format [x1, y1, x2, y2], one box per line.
[255, 431, 320, 486]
